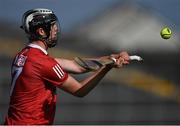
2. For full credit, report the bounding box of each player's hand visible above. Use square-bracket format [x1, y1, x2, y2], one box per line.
[110, 51, 130, 68]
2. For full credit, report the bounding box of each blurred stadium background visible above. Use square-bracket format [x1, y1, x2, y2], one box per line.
[0, 0, 180, 124]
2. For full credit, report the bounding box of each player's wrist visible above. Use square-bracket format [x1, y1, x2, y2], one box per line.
[109, 57, 117, 63]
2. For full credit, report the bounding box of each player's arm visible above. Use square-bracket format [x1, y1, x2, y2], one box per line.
[54, 52, 129, 74]
[59, 64, 113, 97]
[58, 52, 130, 97]
[55, 57, 110, 74]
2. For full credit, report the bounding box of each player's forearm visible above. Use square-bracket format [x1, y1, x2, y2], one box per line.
[73, 65, 112, 97]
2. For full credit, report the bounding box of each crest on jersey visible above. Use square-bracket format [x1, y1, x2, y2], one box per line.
[15, 55, 27, 67]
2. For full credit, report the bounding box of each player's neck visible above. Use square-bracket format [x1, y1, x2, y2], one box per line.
[31, 40, 48, 50]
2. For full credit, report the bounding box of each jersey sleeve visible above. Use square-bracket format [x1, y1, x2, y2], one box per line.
[41, 58, 68, 87]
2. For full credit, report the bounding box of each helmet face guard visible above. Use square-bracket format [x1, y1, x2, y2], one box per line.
[45, 21, 60, 48]
[21, 8, 60, 48]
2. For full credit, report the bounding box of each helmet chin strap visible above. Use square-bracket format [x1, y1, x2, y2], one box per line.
[37, 38, 55, 49]
[38, 34, 57, 48]
[45, 39, 57, 48]
[37, 29, 58, 48]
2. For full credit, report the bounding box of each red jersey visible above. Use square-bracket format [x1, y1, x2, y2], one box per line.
[5, 44, 68, 125]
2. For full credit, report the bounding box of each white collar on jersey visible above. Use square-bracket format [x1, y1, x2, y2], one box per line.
[28, 43, 48, 55]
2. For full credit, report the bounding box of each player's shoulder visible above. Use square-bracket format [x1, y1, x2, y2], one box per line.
[42, 56, 58, 68]
[28, 49, 57, 67]
[28, 47, 45, 56]
[25, 47, 48, 61]
[16, 46, 58, 67]
[17, 46, 42, 57]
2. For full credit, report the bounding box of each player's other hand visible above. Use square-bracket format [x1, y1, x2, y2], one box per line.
[110, 51, 130, 68]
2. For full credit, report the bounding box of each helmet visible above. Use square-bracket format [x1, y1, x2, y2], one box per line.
[21, 8, 60, 48]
